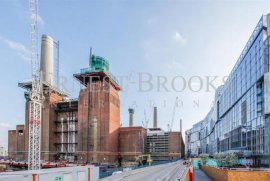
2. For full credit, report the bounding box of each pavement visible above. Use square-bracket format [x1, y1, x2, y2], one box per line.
[100, 160, 187, 181]
[193, 169, 213, 181]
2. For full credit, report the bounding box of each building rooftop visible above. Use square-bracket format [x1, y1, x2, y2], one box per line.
[73, 54, 120, 90]
[18, 80, 68, 97]
[119, 126, 146, 131]
[147, 128, 166, 136]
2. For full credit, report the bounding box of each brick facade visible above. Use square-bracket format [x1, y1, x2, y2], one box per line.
[119, 127, 147, 161]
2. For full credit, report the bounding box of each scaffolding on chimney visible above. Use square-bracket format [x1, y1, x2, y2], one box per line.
[54, 100, 78, 161]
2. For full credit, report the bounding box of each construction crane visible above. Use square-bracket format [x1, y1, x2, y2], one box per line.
[28, 0, 43, 170]
[143, 109, 151, 128]
[168, 97, 178, 132]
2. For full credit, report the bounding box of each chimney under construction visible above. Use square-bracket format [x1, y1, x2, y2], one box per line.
[128, 108, 134, 127]
[40, 34, 54, 85]
[153, 107, 157, 128]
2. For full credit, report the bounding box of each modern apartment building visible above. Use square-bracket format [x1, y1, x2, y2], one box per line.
[186, 13, 270, 166]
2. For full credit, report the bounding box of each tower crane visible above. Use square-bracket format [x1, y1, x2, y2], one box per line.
[168, 97, 178, 132]
[28, 0, 43, 170]
[143, 109, 151, 128]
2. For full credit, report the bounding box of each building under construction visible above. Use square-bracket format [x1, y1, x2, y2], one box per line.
[146, 107, 185, 161]
[8, 34, 185, 164]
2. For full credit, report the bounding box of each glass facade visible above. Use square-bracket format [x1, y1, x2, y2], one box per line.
[186, 14, 270, 166]
[190, 121, 203, 156]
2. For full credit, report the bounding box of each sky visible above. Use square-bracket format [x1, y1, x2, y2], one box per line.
[0, 0, 270, 148]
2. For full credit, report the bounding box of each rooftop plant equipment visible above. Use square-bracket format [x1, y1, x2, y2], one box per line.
[80, 54, 119, 85]
[81, 55, 109, 74]
[91, 55, 109, 72]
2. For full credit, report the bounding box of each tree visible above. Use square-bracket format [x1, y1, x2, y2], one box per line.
[213, 153, 225, 167]
[213, 153, 238, 167]
[225, 153, 238, 167]
[199, 154, 210, 165]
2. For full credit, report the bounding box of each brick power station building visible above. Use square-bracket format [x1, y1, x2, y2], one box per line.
[8, 35, 184, 164]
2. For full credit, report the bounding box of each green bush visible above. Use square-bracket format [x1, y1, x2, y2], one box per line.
[213, 153, 238, 167]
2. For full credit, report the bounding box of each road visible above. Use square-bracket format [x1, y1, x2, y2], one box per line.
[100, 160, 187, 181]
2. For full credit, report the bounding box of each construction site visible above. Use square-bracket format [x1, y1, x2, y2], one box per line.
[7, 33, 185, 166]
[4, 0, 270, 181]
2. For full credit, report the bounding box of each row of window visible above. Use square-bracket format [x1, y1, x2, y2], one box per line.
[219, 30, 266, 117]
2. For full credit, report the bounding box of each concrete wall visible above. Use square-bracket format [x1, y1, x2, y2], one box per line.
[0, 165, 99, 181]
[201, 166, 270, 181]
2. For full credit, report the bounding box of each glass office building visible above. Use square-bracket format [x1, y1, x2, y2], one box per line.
[190, 121, 203, 156]
[186, 14, 270, 166]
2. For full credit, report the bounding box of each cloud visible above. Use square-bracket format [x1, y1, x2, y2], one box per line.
[37, 14, 45, 26]
[174, 31, 186, 44]
[0, 36, 30, 62]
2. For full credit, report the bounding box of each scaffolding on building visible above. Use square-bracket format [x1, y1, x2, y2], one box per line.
[147, 128, 169, 161]
[54, 100, 78, 162]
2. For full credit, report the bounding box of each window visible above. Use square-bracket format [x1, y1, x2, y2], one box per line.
[18, 130, 24, 136]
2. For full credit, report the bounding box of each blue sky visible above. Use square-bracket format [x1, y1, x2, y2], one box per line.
[1, 0, 270, 148]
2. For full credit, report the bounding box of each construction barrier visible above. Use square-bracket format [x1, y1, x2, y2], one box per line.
[0, 165, 99, 181]
[180, 166, 193, 181]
